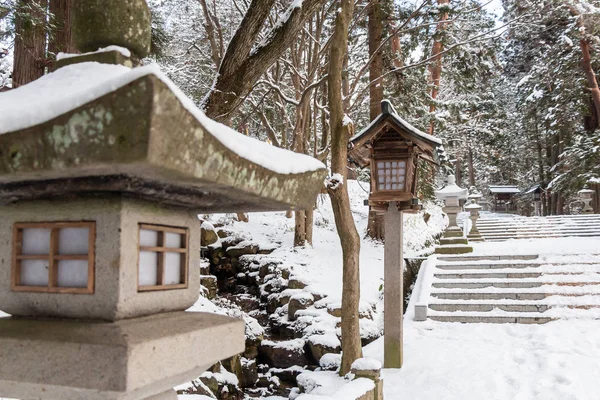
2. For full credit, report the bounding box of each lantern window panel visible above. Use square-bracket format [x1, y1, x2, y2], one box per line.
[376, 159, 407, 191]
[12, 222, 95, 293]
[138, 224, 188, 291]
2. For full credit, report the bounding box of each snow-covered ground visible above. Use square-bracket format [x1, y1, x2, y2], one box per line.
[362, 236, 600, 400]
[365, 318, 600, 400]
[203, 180, 446, 309]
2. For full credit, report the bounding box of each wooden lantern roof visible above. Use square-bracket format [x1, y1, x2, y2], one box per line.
[348, 100, 442, 168]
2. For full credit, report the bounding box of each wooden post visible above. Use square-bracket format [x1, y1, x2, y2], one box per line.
[384, 201, 403, 368]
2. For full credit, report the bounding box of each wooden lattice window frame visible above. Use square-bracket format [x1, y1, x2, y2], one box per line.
[11, 222, 96, 294]
[137, 224, 189, 292]
[374, 158, 408, 192]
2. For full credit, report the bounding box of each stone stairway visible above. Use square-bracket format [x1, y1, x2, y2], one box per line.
[414, 253, 600, 324]
[475, 214, 600, 242]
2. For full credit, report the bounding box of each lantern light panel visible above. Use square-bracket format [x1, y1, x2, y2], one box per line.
[377, 160, 407, 191]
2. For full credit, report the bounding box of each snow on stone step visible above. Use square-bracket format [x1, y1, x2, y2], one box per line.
[437, 254, 539, 262]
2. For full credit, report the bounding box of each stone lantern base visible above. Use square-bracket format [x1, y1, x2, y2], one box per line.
[0, 312, 244, 400]
[435, 206, 473, 255]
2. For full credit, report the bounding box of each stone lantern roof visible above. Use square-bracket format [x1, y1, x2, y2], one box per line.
[464, 200, 482, 210]
[0, 63, 326, 212]
[434, 175, 468, 200]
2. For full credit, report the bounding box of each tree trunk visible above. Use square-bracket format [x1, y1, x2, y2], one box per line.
[305, 207, 314, 245]
[427, 0, 450, 135]
[326, 0, 362, 376]
[203, 0, 328, 121]
[368, 0, 384, 121]
[455, 157, 462, 187]
[48, 0, 75, 70]
[467, 146, 475, 187]
[579, 38, 600, 130]
[294, 210, 307, 247]
[366, 0, 385, 239]
[13, 0, 48, 88]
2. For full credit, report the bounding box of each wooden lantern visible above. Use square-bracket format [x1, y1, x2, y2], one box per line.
[349, 100, 442, 213]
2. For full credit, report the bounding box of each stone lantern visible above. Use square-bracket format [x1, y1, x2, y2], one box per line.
[464, 200, 483, 242]
[434, 175, 472, 254]
[0, 1, 326, 399]
[468, 186, 483, 205]
[579, 187, 595, 214]
[349, 100, 442, 369]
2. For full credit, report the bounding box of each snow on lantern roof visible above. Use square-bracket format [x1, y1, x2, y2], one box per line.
[434, 175, 468, 200]
[488, 185, 521, 194]
[0, 62, 326, 212]
[464, 200, 482, 210]
[349, 100, 442, 146]
[348, 100, 442, 168]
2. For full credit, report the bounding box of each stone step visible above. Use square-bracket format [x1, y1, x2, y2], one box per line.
[430, 291, 598, 301]
[434, 280, 600, 289]
[476, 216, 600, 225]
[479, 227, 600, 233]
[435, 271, 600, 279]
[428, 314, 553, 324]
[435, 272, 543, 279]
[436, 254, 538, 262]
[478, 227, 600, 234]
[428, 302, 600, 313]
[477, 218, 600, 225]
[439, 237, 469, 246]
[482, 233, 600, 241]
[429, 303, 549, 312]
[477, 219, 600, 224]
[432, 281, 545, 289]
[436, 262, 542, 270]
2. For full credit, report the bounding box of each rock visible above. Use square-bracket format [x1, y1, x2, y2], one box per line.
[257, 243, 278, 255]
[266, 289, 300, 314]
[221, 235, 245, 250]
[288, 292, 315, 321]
[244, 334, 262, 359]
[326, 304, 342, 318]
[288, 275, 309, 289]
[319, 353, 342, 371]
[269, 366, 305, 384]
[261, 277, 287, 297]
[307, 334, 341, 362]
[209, 246, 225, 266]
[240, 357, 258, 388]
[222, 354, 243, 382]
[226, 241, 259, 258]
[200, 260, 211, 275]
[280, 267, 291, 280]
[304, 286, 327, 302]
[259, 339, 310, 369]
[198, 374, 220, 396]
[231, 294, 260, 314]
[200, 275, 218, 299]
[217, 227, 235, 238]
[201, 222, 219, 246]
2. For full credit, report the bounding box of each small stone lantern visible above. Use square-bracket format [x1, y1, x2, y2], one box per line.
[0, 1, 326, 399]
[468, 186, 483, 205]
[464, 200, 483, 242]
[349, 100, 441, 369]
[579, 187, 595, 214]
[435, 175, 472, 254]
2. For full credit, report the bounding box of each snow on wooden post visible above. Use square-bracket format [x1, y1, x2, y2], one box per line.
[349, 100, 442, 368]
